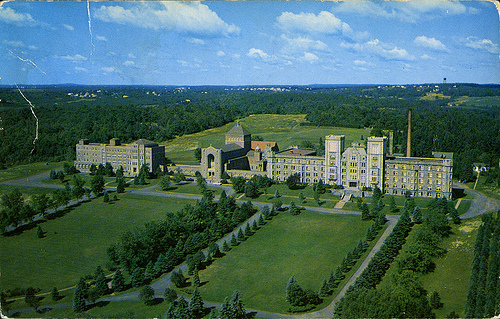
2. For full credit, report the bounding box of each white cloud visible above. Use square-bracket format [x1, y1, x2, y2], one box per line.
[96, 35, 108, 41]
[414, 36, 449, 52]
[101, 66, 118, 73]
[3, 40, 25, 48]
[341, 39, 414, 61]
[280, 35, 328, 54]
[0, 7, 36, 26]
[94, 2, 240, 37]
[60, 54, 88, 61]
[123, 60, 135, 66]
[177, 60, 190, 67]
[276, 11, 351, 35]
[247, 48, 271, 60]
[74, 66, 89, 72]
[63, 24, 74, 31]
[332, 0, 468, 23]
[217, 50, 226, 57]
[187, 38, 205, 45]
[463, 36, 499, 54]
[302, 52, 319, 63]
[420, 54, 433, 60]
[128, 53, 136, 59]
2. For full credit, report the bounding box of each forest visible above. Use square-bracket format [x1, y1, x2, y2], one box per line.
[0, 83, 498, 182]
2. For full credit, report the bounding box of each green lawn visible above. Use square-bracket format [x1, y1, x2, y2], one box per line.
[195, 211, 373, 314]
[0, 193, 195, 295]
[377, 218, 480, 318]
[470, 174, 500, 200]
[163, 114, 369, 164]
[0, 162, 65, 183]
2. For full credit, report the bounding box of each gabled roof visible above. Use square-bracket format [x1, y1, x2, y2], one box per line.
[226, 124, 250, 136]
[130, 139, 158, 147]
[251, 141, 278, 151]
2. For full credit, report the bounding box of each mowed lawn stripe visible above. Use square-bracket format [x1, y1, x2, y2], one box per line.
[197, 211, 371, 314]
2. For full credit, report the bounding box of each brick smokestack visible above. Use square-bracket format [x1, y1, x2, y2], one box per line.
[406, 108, 412, 157]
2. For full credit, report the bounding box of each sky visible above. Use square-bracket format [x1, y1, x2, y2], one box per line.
[0, 0, 499, 86]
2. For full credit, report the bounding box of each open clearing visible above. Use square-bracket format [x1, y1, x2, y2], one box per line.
[197, 211, 373, 314]
[162, 114, 369, 164]
[0, 193, 194, 293]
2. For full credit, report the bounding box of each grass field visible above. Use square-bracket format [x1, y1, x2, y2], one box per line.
[0, 193, 195, 294]
[162, 114, 369, 164]
[377, 218, 480, 318]
[196, 211, 373, 314]
[470, 174, 500, 200]
[0, 162, 65, 183]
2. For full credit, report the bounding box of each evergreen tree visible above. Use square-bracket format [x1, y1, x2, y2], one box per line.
[220, 297, 231, 319]
[72, 279, 86, 313]
[130, 267, 145, 287]
[413, 206, 423, 224]
[192, 267, 200, 288]
[229, 291, 246, 318]
[285, 276, 306, 306]
[171, 270, 186, 288]
[258, 214, 265, 226]
[372, 185, 382, 202]
[230, 233, 238, 246]
[138, 285, 155, 305]
[208, 242, 221, 258]
[430, 291, 443, 309]
[111, 269, 126, 292]
[450, 208, 461, 224]
[189, 287, 204, 318]
[94, 272, 108, 297]
[298, 192, 305, 203]
[164, 288, 177, 303]
[274, 189, 280, 198]
[36, 225, 44, 238]
[319, 279, 330, 297]
[261, 206, 271, 220]
[116, 177, 126, 193]
[389, 196, 398, 212]
[289, 201, 301, 215]
[222, 240, 231, 251]
[316, 179, 326, 194]
[24, 287, 41, 312]
[361, 203, 370, 220]
[51, 287, 60, 301]
[237, 228, 245, 241]
[314, 189, 321, 204]
[144, 260, 156, 282]
[91, 174, 105, 195]
[244, 223, 253, 236]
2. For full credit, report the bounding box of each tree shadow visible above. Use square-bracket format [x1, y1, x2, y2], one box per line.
[146, 298, 163, 306]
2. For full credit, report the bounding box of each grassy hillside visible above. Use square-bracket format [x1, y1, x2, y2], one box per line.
[162, 114, 369, 164]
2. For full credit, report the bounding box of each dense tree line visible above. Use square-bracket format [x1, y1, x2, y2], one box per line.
[464, 213, 500, 318]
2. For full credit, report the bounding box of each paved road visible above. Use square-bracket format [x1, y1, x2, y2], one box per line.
[2, 175, 497, 318]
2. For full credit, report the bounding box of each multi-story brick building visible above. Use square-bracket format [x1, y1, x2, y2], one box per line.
[74, 138, 165, 177]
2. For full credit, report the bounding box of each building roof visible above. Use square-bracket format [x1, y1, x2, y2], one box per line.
[220, 143, 243, 152]
[226, 124, 250, 136]
[130, 139, 159, 147]
[432, 152, 453, 160]
[251, 141, 278, 151]
[277, 148, 316, 156]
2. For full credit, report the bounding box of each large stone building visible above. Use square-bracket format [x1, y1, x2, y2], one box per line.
[74, 138, 165, 177]
[189, 124, 453, 199]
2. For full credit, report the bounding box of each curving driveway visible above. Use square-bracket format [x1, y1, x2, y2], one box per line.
[2, 175, 497, 318]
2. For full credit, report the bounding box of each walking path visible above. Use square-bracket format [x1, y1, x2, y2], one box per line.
[2, 174, 499, 318]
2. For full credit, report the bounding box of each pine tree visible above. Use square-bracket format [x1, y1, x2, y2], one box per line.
[144, 260, 156, 282]
[171, 270, 186, 288]
[36, 225, 44, 238]
[298, 192, 305, 203]
[230, 234, 238, 246]
[164, 288, 177, 303]
[430, 291, 443, 309]
[103, 192, 109, 203]
[72, 279, 86, 313]
[229, 291, 246, 318]
[237, 228, 245, 241]
[389, 196, 398, 212]
[220, 297, 231, 319]
[413, 207, 423, 224]
[111, 269, 126, 292]
[285, 276, 306, 306]
[289, 201, 300, 215]
[258, 214, 265, 226]
[319, 279, 330, 297]
[252, 219, 259, 231]
[274, 189, 280, 198]
[261, 206, 271, 220]
[222, 240, 231, 251]
[130, 267, 145, 287]
[24, 287, 41, 312]
[116, 177, 125, 193]
[138, 285, 155, 305]
[192, 267, 200, 288]
[244, 223, 253, 236]
[189, 287, 204, 318]
[94, 272, 108, 297]
[51, 287, 60, 301]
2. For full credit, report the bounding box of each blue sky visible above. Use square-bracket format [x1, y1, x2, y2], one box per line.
[0, 0, 498, 85]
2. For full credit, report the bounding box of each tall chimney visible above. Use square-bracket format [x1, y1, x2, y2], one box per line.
[406, 109, 412, 157]
[388, 131, 394, 155]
